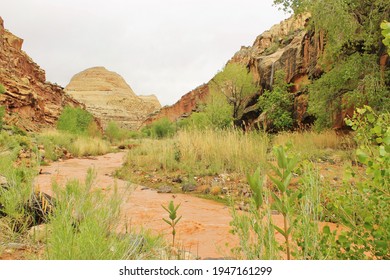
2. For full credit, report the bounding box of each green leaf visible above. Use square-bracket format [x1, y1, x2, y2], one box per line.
[162, 218, 172, 226]
[283, 172, 293, 189]
[175, 216, 182, 225]
[322, 225, 331, 235]
[356, 149, 368, 164]
[274, 224, 286, 238]
[271, 192, 286, 214]
[268, 163, 282, 178]
[367, 113, 375, 123]
[269, 174, 286, 192]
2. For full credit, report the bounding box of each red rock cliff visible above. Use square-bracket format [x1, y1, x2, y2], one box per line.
[143, 84, 209, 125]
[144, 14, 319, 127]
[0, 17, 82, 131]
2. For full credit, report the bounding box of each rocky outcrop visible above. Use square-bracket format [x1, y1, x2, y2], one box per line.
[65, 67, 161, 130]
[145, 14, 319, 128]
[143, 84, 209, 125]
[0, 17, 82, 131]
[237, 13, 325, 128]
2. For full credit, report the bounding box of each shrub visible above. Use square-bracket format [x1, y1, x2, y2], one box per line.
[104, 121, 132, 143]
[57, 106, 94, 135]
[179, 93, 233, 130]
[258, 70, 294, 132]
[142, 118, 175, 139]
[46, 169, 163, 259]
[36, 130, 111, 161]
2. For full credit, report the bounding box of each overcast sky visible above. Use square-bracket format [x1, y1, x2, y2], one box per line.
[1, 0, 287, 105]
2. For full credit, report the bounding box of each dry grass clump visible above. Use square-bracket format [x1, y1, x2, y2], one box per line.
[37, 130, 112, 160]
[123, 129, 269, 175]
[273, 130, 354, 161]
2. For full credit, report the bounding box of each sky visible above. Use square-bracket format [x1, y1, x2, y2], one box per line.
[1, 0, 287, 105]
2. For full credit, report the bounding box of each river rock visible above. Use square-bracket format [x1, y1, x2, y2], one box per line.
[157, 185, 173, 193]
[181, 183, 197, 193]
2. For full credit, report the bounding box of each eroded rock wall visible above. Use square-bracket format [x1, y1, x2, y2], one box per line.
[0, 17, 82, 131]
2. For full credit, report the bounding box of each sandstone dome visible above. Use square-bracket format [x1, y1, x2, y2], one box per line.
[65, 67, 161, 130]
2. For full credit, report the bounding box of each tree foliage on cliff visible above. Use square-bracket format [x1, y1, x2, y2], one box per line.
[258, 70, 294, 131]
[274, 0, 390, 129]
[179, 92, 233, 130]
[210, 63, 259, 123]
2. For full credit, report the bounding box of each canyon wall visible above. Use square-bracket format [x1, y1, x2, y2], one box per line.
[0, 17, 82, 131]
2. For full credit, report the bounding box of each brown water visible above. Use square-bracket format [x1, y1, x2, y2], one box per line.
[35, 152, 238, 259]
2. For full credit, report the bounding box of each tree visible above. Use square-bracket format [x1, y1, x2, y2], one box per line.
[258, 70, 294, 131]
[273, 0, 390, 130]
[178, 91, 233, 130]
[210, 63, 259, 124]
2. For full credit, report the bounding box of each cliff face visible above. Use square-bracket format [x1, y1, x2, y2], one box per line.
[145, 14, 326, 129]
[65, 67, 161, 130]
[0, 17, 81, 131]
[143, 84, 209, 126]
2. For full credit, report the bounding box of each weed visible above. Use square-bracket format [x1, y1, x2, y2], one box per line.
[162, 201, 182, 248]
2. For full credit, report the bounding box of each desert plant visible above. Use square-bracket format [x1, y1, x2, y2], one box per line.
[230, 169, 279, 259]
[57, 106, 94, 135]
[210, 63, 259, 123]
[46, 168, 160, 259]
[142, 118, 175, 139]
[162, 200, 182, 247]
[105, 121, 126, 142]
[258, 70, 294, 131]
[267, 145, 299, 260]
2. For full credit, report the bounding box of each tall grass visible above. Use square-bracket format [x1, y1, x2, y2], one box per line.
[273, 130, 354, 160]
[123, 129, 269, 176]
[46, 169, 164, 259]
[36, 130, 111, 160]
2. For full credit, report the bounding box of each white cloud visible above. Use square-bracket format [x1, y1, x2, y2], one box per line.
[1, 0, 287, 105]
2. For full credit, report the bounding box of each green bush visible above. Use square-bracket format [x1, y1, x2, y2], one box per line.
[258, 70, 294, 131]
[142, 118, 175, 139]
[180, 92, 233, 130]
[104, 121, 135, 143]
[57, 106, 94, 135]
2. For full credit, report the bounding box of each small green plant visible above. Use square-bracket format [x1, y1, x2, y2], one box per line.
[268, 145, 298, 260]
[162, 201, 182, 248]
[230, 168, 279, 259]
